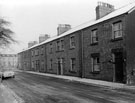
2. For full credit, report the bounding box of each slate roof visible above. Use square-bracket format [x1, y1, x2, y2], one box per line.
[20, 2, 135, 52]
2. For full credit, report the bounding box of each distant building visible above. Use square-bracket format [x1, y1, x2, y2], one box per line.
[39, 34, 50, 43]
[28, 41, 38, 48]
[0, 54, 18, 70]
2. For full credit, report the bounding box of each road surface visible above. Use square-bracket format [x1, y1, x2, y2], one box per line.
[2, 71, 135, 103]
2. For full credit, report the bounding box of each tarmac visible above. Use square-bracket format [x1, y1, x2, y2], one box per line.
[0, 70, 135, 103]
[24, 70, 135, 90]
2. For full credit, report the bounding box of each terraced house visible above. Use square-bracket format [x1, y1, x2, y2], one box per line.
[18, 2, 135, 84]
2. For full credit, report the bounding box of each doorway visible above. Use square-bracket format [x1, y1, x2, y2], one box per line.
[57, 58, 64, 75]
[113, 52, 124, 83]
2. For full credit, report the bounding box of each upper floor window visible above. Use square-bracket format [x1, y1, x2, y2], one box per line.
[91, 53, 100, 73]
[31, 50, 34, 57]
[50, 43, 53, 53]
[41, 47, 44, 55]
[35, 49, 39, 56]
[56, 41, 60, 51]
[70, 36, 75, 48]
[60, 40, 64, 50]
[35, 50, 37, 56]
[37, 49, 39, 56]
[91, 29, 98, 44]
[112, 21, 122, 39]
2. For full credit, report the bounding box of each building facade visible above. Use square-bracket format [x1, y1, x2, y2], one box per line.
[0, 54, 18, 70]
[18, 2, 135, 84]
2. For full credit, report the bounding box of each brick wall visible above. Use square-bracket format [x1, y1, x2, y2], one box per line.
[83, 15, 126, 82]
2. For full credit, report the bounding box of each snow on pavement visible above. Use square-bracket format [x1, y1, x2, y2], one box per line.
[0, 84, 24, 103]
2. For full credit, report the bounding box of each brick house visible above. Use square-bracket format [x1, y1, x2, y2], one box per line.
[45, 31, 82, 76]
[18, 2, 135, 84]
[81, 2, 135, 84]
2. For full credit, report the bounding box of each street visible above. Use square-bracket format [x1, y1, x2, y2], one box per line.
[2, 71, 135, 103]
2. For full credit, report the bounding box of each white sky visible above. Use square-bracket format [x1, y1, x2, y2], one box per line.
[0, 0, 134, 54]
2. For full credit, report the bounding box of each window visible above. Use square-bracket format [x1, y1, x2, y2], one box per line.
[50, 43, 53, 53]
[60, 40, 64, 50]
[37, 49, 39, 56]
[70, 36, 75, 48]
[41, 47, 44, 55]
[35, 49, 39, 56]
[31, 50, 34, 57]
[91, 54, 100, 73]
[112, 21, 122, 39]
[35, 49, 37, 56]
[56, 41, 60, 51]
[91, 29, 98, 44]
[70, 58, 76, 71]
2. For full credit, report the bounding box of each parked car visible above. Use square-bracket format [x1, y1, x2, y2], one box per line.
[0, 70, 15, 78]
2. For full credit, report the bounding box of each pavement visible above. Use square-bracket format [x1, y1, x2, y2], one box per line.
[22, 70, 135, 90]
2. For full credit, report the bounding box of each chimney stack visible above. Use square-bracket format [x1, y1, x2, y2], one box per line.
[96, 2, 114, 20]
[39, 34, 50, 43]
[28, 41, 38, 48]
[57, 24, 71, 36]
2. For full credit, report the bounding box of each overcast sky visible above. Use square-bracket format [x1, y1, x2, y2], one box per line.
[0, 0, 134, 54]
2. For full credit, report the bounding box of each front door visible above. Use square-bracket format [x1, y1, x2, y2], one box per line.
[114, 52, 124, 83]
[60, 59, 63, 75]
[57, 58, 64, 75]
[58, 61, 61, 75]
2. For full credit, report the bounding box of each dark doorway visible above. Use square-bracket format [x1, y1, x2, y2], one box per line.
[58, 61, 61, 75]
[114, 52, 124, 83]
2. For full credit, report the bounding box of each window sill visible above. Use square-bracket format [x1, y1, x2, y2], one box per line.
[60, 49, 64, 52]
[49, 69, 53, 71]
[90, 42, 98, 46]
[70, 47, 75, 50]
[90, 71, 100, 74]
[56, 50, 64, 52]
[111, 37, 123, 42]
[69, 70, 76, 73]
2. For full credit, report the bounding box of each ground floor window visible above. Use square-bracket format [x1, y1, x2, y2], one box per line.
[32, 61, 34, 68]
[70, 58, 76, 71]
[91, 53, 100, 73]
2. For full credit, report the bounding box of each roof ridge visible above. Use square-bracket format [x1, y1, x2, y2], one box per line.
[68, 2, 135, 31]
[115, 1, 135, 11]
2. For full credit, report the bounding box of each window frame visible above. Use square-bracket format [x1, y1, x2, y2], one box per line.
[31, 50, 34, 57]
[70, 35, 75, 48]
[56, 41, 60, 51]
[91, 29, 98, 44]
[41, 47, 44, 55]
[70, 58, 76, 71]
[112, 21, 123, 39]
[49, 43, 53, 53]
[91, 53, 100, 73]
[60, 39, 64, 50]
